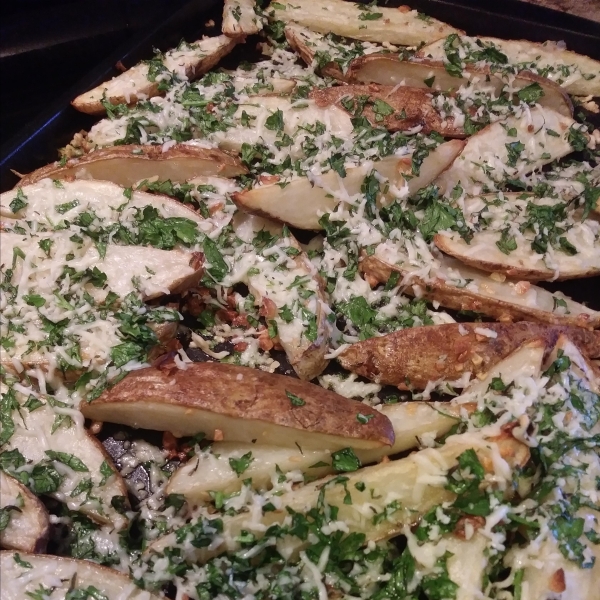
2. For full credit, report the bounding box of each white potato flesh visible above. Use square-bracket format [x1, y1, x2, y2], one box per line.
[268, 0, 459, 46]
[0, 178, 204, 224]
[232, 140, 463, 230]
[213, 97, 353, 156]
[361, 254, 600, 328]
[0, 232, 201, 304]
[435, 229, 600, 281]
[2, 387, 127, 529]
[0, 551, 161, 599]
[0, 471, 49, 554]
[435, 107, 577, 194]
[223, 0, 262, 37]
[150, 434, 528, 564]
[16, 145, 246, 188]
[166, 402, 463, 501]
[459, 340, 545, 400]
[417, 35, 600, 96]
[72, 35, 237, 114]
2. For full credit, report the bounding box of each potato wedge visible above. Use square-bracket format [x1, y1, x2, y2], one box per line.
[0, 551, 161, 599]
[360, 254, 600, 329]
[232, 140, 464, 229]
[284, 23, 347, 81]
[267, 0, 459, 46]
[310, 84, 467, 136]
[81, 362, 395, 450]
[0, 472, 49, 554]
[72, 35, 237, 115]
[166, 402, 465, 501]
[232, 214, 332, 380]
[545, 334, 600, 390]
[434, 107, 577, 194]
[149, 433, 528, 564]
[416, 35, 600, 97]
[346, 56, 573, 117]
[0, 231, 203, 303]
[2, 386, 128, 529]
[213, 96, 353, 155]
[435, 231, 600, 281]
[16, 144, 247, 188]
[1, 177, 205, 224]
[337, 323, 597, 389]
[223, 0, 262, 37]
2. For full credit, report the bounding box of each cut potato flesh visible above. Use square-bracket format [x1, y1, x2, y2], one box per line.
[268, 0, 460, 46]
[232, 214, 332, 380]
[166, 402, 464, 501]
[0, 551, 161, 599]
[1, 178, 204, 225]
[0, 471, 49, 554]
[149, 433, 528, 564]
[416, 36, 600, 97]
[72, 35, 237, 115]
[544, 335, 600, 391]
[81, 362, 395, 450]
[435, 231, 600, 281]
[310, 84, 467, 136]
[16, 144, 247, 188]
[2, 387, 128, 529]
[337, 323, 596, 389]
[346, 56, 573, 118]
[435, 107, 577, 194]
[232, 140, 464, 230]
[223, 0, 262, 37]
[213, 96, 353, 155]
[360, 254, 600, 329]
[0, 231, 203, 303]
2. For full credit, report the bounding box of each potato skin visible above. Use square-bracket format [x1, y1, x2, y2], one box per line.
[338, 322, 600, 388]
[360, 255, 600, 329]
[310, 84, 466, 137]
[83, 362, 395, 448]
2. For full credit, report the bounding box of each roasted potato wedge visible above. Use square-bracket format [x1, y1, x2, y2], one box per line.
[434, 107, 578, 194]
[360, 254, 600, 329]
[166, 401, 465, 501]
[435, 231, 600, 281]
[346, 56, 573, 117]
[337, 323, 598, 389]
[310, 83, 467, 136]
[81, 362, 395, 450]
[1, 386, 128, 529]
[267, 0, 460, 46]
[232, 140, 464, 229]
[0, 471, 50, 554]
[416, 35, 600, 97]
[1, 177, 205, 223]
[72, 35, 237, 115]
[223, 0, 262, 37]
[0, 231, 203, 303]
[16, 144, 247, 188]
[0, 551, 161, 599]
[232, 214, 332, 380]
[149, 433, 529, 564]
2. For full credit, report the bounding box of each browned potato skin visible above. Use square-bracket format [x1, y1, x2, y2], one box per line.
[310, 84, 466, 137]
[17, 145, 247, 188]
[82, 362, 395, 448]
[360, 255, 600, 329]
[284, 26, 347, 81]
[0, 472, 50, 554]
[338, 322, 600, 389]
